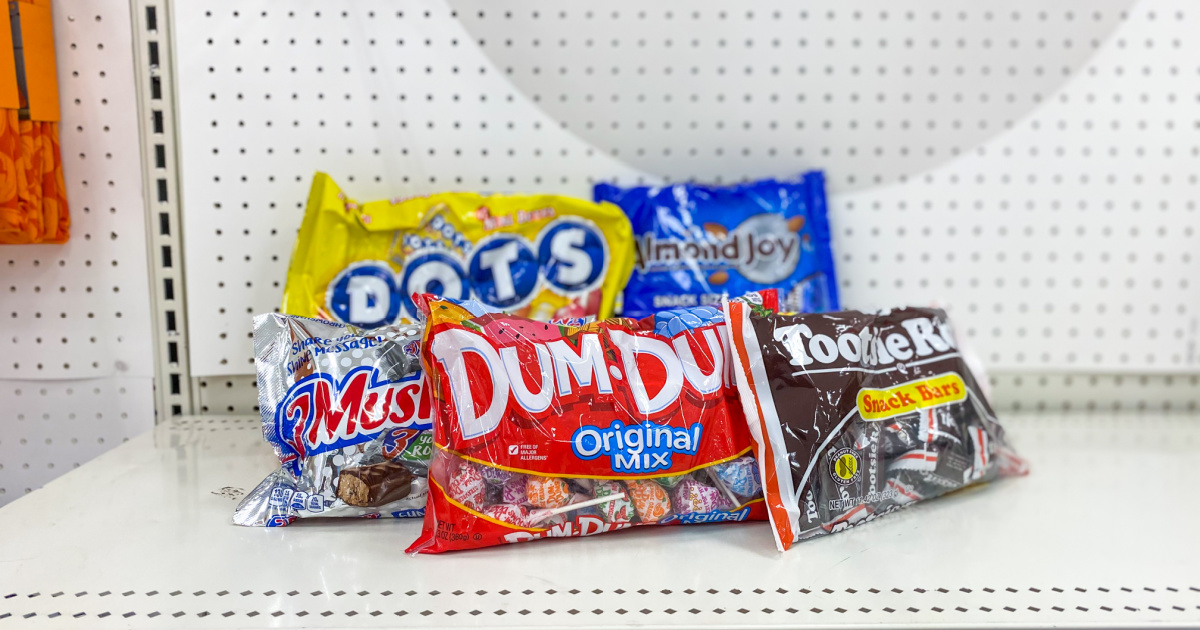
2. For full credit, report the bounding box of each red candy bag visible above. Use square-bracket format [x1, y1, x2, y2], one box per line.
[407, 292, 778, 554]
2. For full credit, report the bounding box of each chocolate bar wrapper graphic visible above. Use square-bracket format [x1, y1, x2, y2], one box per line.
[338, 462, 415, 507]
[233, 314, 432, 527]
[724, 302, 1028, 551]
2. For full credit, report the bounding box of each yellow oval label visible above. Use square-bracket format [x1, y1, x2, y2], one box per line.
[834, 453, 858, 480]
[856, 372, 968, 422]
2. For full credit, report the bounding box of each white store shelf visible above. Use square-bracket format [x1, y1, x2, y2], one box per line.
[0, 413, 1197, 628]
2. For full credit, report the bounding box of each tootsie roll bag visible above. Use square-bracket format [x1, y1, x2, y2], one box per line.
[724, 302, 1027, 551]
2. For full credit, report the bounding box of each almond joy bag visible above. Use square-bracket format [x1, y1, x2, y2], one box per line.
[724, 302, 1027, 551]
[407, 292, 778, 554]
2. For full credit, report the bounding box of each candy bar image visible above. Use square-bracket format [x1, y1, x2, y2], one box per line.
[337, 462, 416, 508]
[725, 301, 1028, 551]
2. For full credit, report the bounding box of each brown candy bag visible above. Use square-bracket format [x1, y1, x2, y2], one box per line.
[725, 302, 1027, 551]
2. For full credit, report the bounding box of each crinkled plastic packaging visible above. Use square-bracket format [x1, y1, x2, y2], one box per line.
[407, 292, 779, 554]
[724, 302, 1027, 551]
[282, 173, 635, 328]
[594, 173, 837, 320]
[233, 314, 433, 526]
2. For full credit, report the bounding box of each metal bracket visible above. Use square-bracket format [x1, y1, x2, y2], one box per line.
[131, 0, 192, 420]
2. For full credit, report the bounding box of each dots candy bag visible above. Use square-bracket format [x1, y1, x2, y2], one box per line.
[724, 302, 1028, 551]
[593, 172, 837, 320]
[406, 291, 779, 554]
[233, 313, 433, 526]
[282, 173, 635, 329]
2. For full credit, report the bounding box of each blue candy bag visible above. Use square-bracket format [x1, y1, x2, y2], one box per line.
[594, 173, 838, 319]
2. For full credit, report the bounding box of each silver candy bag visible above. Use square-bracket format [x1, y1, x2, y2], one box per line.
[233, 314, 431, 527]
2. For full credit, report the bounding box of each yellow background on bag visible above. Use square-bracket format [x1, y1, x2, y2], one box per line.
[282, 173, 634, 323]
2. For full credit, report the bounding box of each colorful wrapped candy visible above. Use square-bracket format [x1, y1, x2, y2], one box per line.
[711, 456, 762, 498]
[408, 292, 778, 553]
[628, 480, 672, 523]
[448, 461, 487, 511]
[526, 476, 572, 508]
[481, 466, 518, 485]
[655, 475, 688, 488]
[595, 480, 635, 523]
[672, 479, 725, 515]
[483, 504, 530, 528]
[500, 476, 528, 504]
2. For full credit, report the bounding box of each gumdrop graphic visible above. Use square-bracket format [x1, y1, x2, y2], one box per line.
[653, 305, 724, 337]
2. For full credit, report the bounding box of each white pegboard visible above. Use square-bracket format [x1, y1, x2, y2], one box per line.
[194, 375, 259, 416]
[0, 0, 156, 503]
[198, 371, 1200, 421]
[986, 372, 1200, 413]
[0, 378, 151, 501]
[174, 0, 1199, 376]
[1, 0, 155, 381]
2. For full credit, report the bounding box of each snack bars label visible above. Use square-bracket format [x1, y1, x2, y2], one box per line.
[724, 302, 1028, 551]
[594, 173, 837, 319]
[233, 314, 433, 526]
[407, 292, 778, 554]
[283, 173, 635, 328]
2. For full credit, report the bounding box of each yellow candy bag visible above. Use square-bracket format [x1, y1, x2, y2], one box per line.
[282, 174, 635, 326]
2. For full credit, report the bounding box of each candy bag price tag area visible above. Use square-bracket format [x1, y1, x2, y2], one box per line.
[407, 292, 778, 553]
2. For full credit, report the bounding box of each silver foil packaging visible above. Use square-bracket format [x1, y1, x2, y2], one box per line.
[233, 314, 431, 527]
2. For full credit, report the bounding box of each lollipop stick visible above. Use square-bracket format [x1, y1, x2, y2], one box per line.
[527, 492, 627, 524]
[706, 468, 741, 507]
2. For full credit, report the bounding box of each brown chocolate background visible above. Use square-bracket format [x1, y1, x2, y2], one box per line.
[749, 308, 994, 492]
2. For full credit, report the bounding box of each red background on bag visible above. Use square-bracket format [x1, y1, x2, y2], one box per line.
[425, 316, 753, 479]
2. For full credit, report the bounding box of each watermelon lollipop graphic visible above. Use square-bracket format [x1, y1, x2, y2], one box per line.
[469, 313, 566, 344]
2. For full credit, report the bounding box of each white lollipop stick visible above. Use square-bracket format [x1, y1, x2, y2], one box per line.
[706, 468, 741, 507]
[527, 492, 627, 525]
